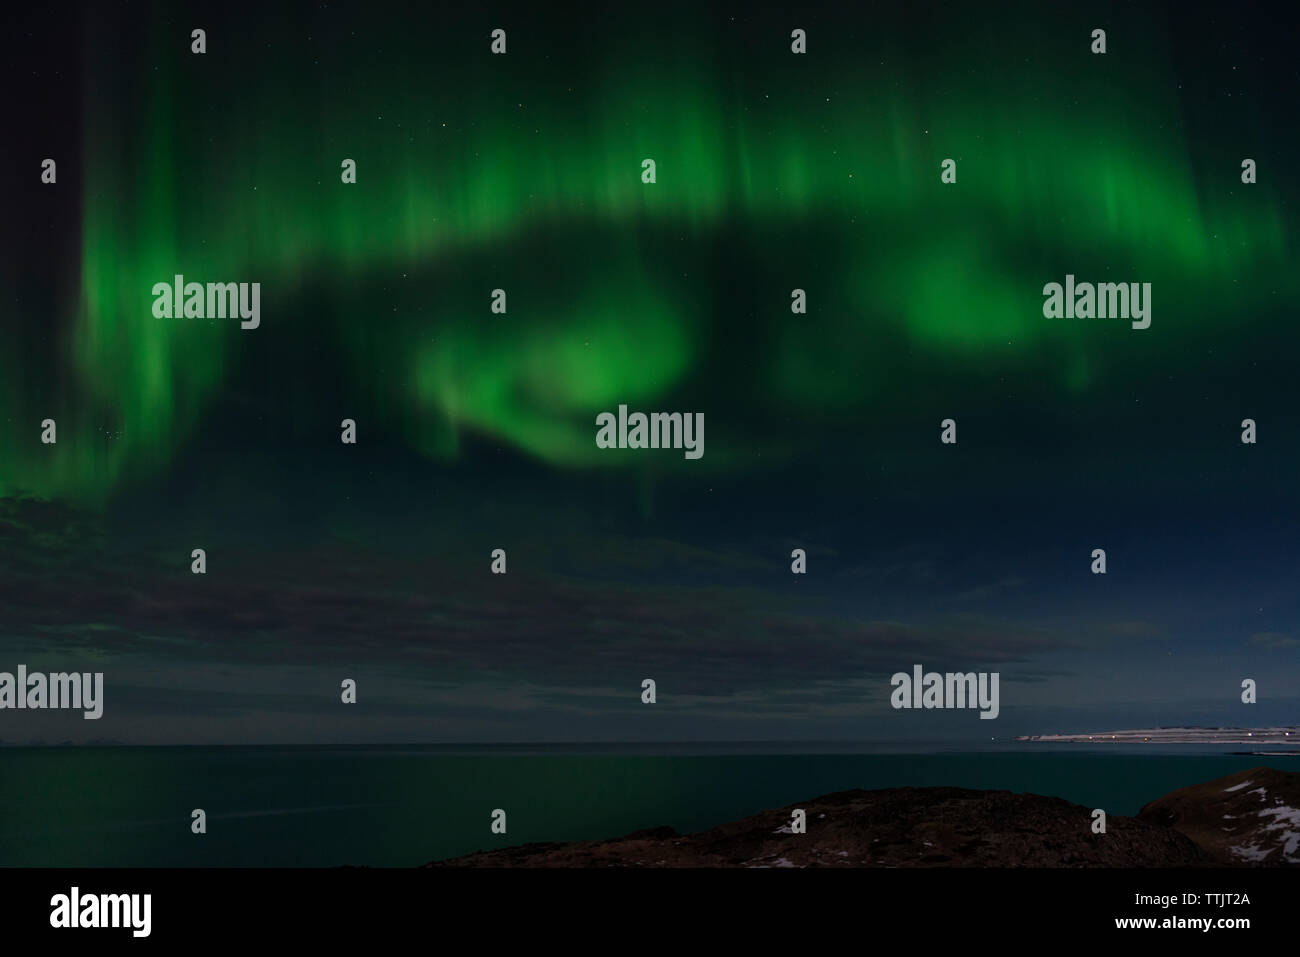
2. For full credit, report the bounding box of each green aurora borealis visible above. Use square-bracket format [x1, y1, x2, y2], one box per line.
[4, 0, 1295, 503]
[4, 0, 1300, 750]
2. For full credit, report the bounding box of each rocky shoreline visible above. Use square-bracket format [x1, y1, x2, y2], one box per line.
[425, 766, 1300, 868]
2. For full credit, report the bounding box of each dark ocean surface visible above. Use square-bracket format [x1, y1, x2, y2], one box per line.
[0, 744, 1290, 866]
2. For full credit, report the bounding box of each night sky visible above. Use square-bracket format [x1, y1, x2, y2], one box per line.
[2, 0, 1298, 744]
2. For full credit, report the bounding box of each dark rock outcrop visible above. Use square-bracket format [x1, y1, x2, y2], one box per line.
[1138, 765, 1300, 866]
[426, 784, 1218, 868]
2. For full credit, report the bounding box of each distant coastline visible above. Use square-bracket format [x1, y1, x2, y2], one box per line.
[1017, 727, 1300, 745]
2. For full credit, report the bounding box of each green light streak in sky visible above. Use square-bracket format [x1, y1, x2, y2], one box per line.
[1, 14, 1293, 502]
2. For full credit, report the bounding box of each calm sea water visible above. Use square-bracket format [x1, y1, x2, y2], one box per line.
[0, 744, 1289, 866]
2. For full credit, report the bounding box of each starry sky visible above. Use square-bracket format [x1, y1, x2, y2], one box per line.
[1, 0, 1298, 744]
